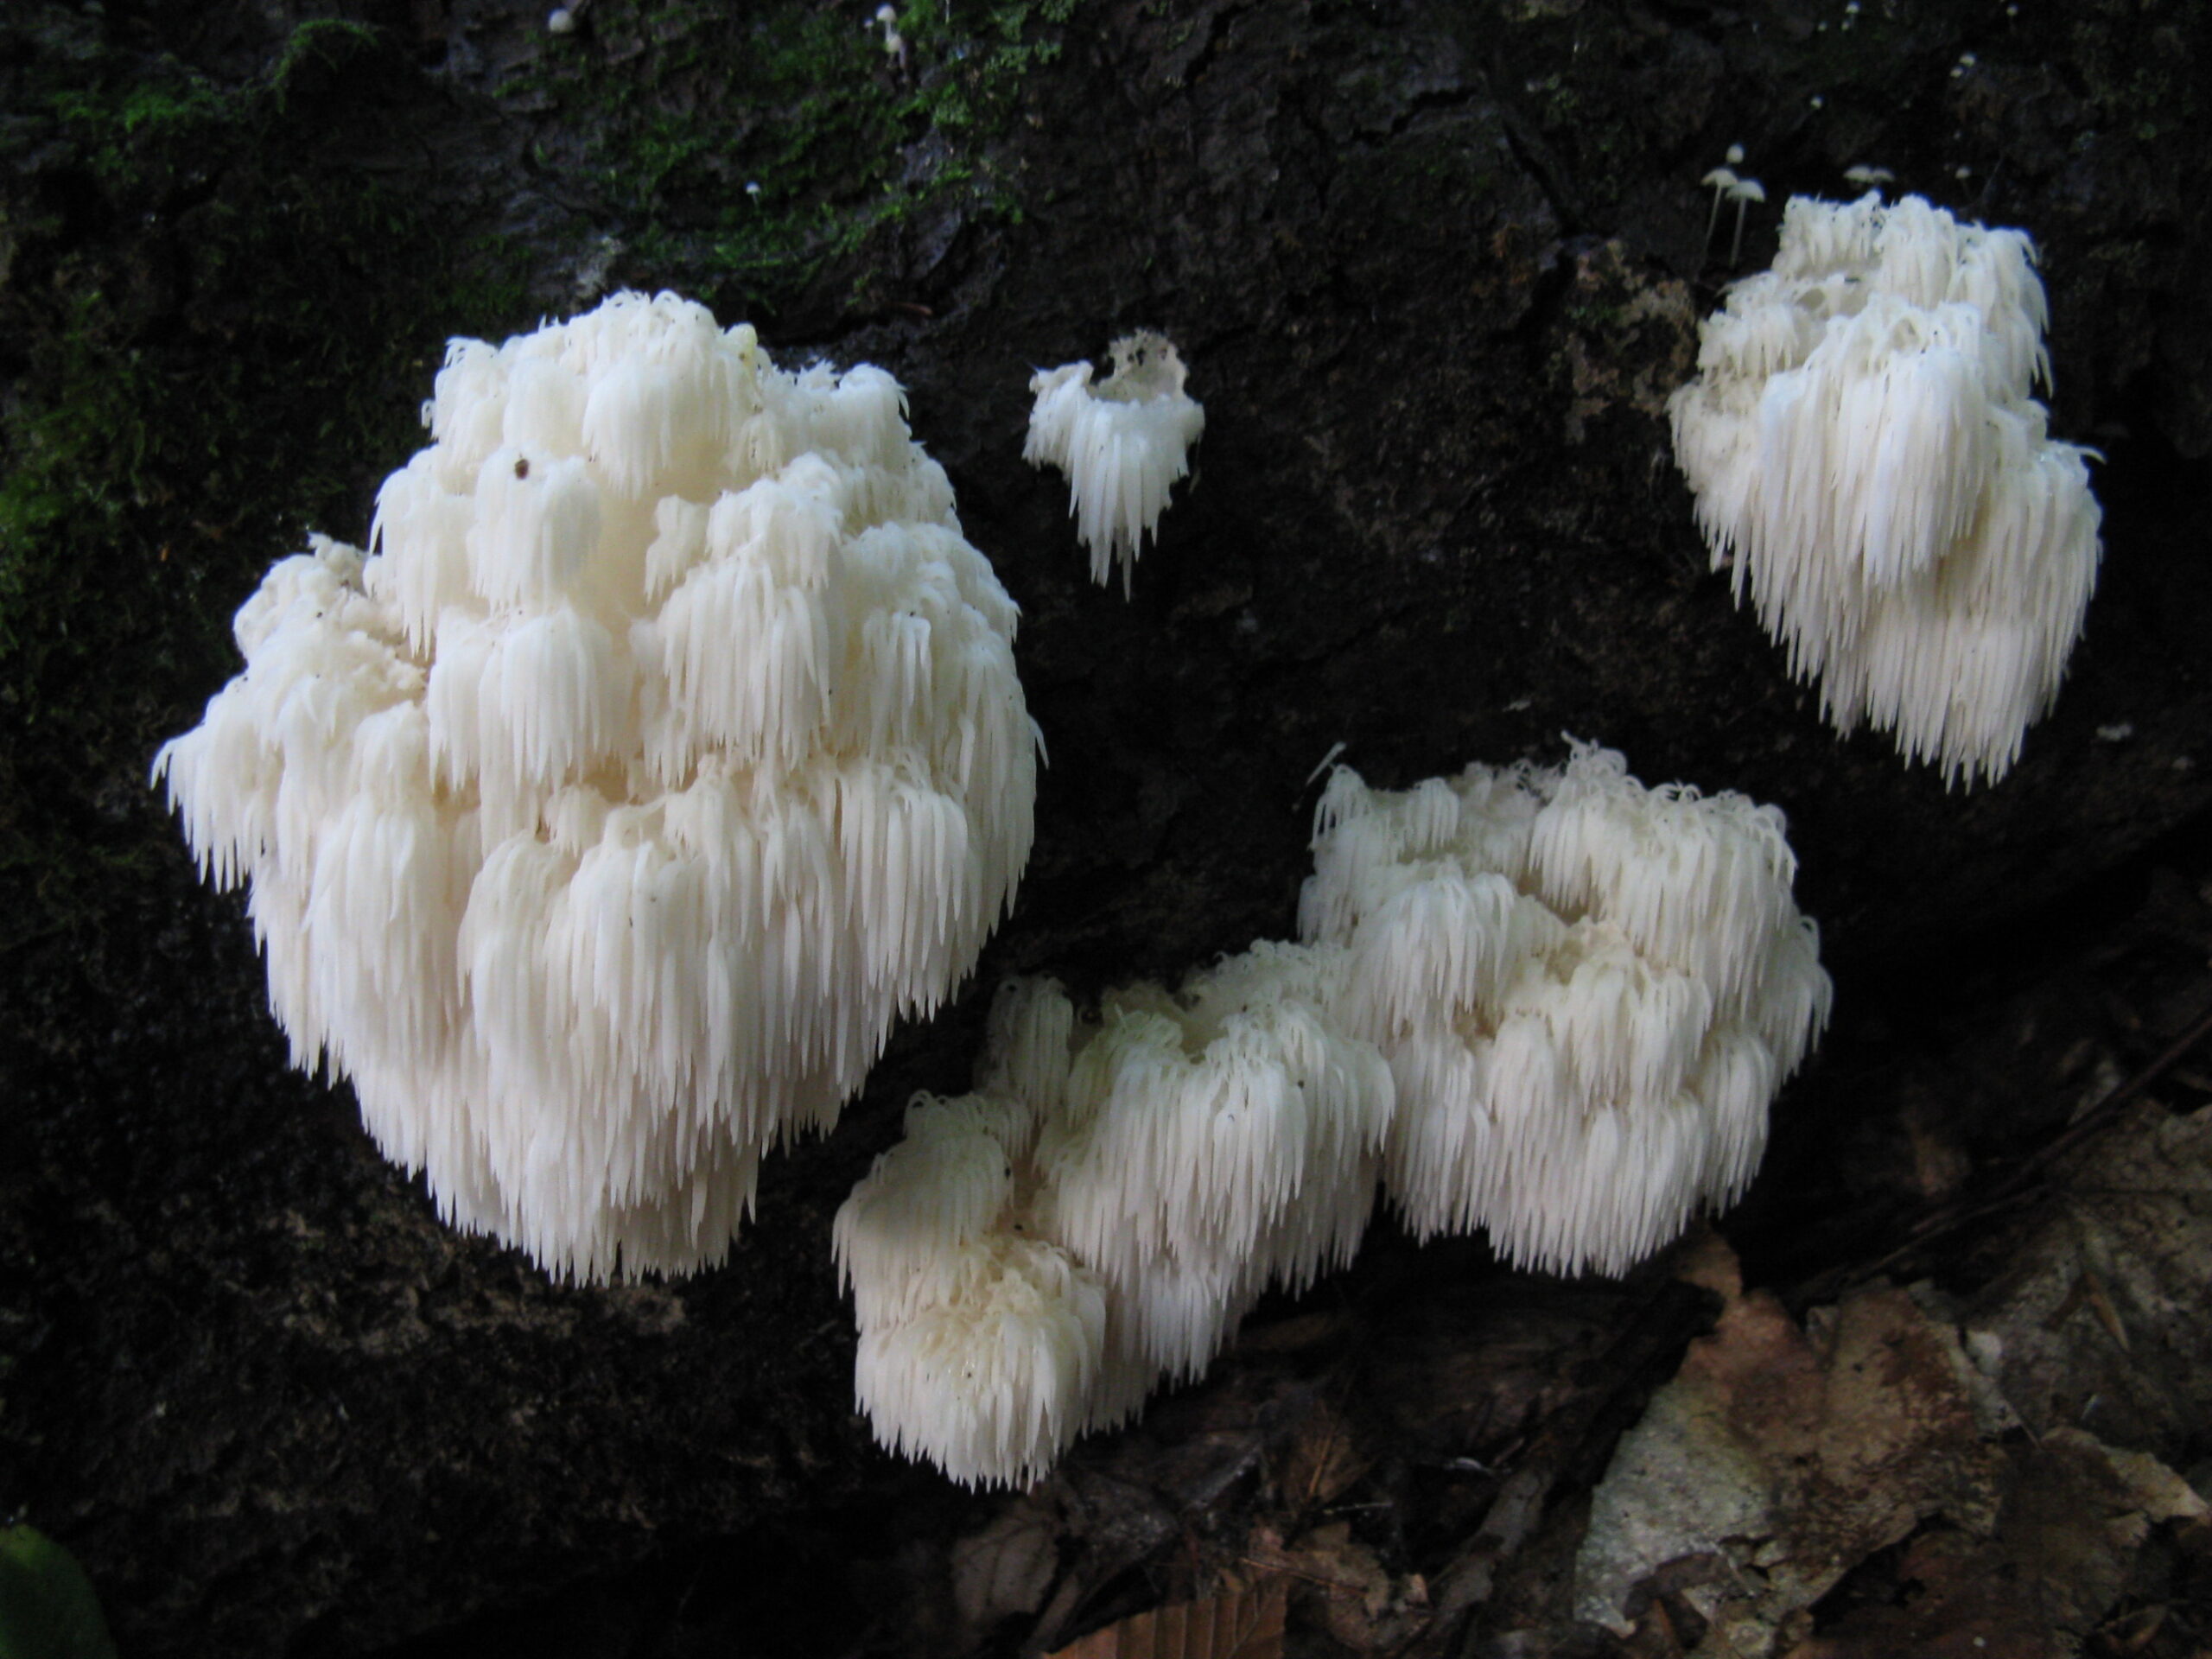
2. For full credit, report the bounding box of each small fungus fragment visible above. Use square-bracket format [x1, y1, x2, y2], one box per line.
[1024, 331, 1205, 597]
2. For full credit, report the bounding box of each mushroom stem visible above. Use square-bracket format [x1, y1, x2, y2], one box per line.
[1700, 168, 1738, 259]
[1726, 178, 1767, 266]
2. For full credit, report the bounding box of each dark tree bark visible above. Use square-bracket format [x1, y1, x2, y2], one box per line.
[2, 0, 2209, 1653]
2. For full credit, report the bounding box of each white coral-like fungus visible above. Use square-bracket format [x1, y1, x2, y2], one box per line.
[1299, 743, 1831, 1277]
[154, 290, 1040, 1282]
[1669, 193, 2101, 786]
[1024, 331, 1205, 596]
[840, 745, 1829, 1487]
[835, 945, 1393, 1487]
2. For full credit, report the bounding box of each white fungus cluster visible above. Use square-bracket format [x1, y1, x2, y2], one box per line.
[841, 744, 1831, 1487]
[1298, 744, 1831, 1277]
[834, 944, 1394, 1487]
[154, 291, 1040, 1281]
[1024, 331, 1205, 596]
[1669, 193, 2102, 786]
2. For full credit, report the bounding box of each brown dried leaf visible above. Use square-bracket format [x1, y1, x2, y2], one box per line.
[1245, 1522, 1431, 1652]
[952, 1497, 1063, 1633]
[1783, 1429, 2212, 1657]
[1046, 1577, 1288, 1659]
[1575, 1244, 2001, 1646]
[1968, 1103, 2212, 1454]
[1274, 1401, 1369, 1516]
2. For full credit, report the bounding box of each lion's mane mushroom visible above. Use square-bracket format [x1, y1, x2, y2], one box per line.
[1299, 743, 1831, 1276]
[835, 944, 1393, 1487]
[155, 290, 1040, 1281]
[1669, 193, 2102, 786]
[1023, 331, 1205, 596]
[839, 744, 1828, 1486]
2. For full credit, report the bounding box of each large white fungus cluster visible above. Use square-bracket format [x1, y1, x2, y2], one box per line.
[834, 944, 1393, 1487]
[1024, 331, 1205, 596]
[1669, 193, 2101, 786]
[154, 290, 1040, 1281]
[1299, 744, 1831, 1275]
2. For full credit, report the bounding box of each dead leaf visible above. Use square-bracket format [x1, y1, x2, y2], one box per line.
[953, 1496, 1063, 1633]
[1273, 1401, 1368, 1516]
[1968, 1103, 2212, 1453]
[1243, 1522, 1430, 1651]
[1574, 1242, 2000, 1645]
[1046, 1577, 1288, 1659]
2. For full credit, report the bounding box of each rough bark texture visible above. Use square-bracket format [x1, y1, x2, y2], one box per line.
[3, 0, 2209, 1654]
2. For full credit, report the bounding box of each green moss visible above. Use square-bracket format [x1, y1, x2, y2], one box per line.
[0, 12, 531, 949]
[507, 0, 1078, 315]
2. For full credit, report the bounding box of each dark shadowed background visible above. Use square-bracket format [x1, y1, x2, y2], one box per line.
[3, 0, 2209, 1652]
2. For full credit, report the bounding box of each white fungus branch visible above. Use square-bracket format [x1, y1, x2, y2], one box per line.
[836, 944, 1393, 1487]
[1299, 743, 1830, 1277]
[1669, 193, 2102, 786]
[154, 291, 1040, 1282]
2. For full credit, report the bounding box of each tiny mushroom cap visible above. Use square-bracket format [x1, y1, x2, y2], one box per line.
[1727, 175, 1768, 265]
[1725, 143, 1746, 165]
[874, 3, 906, 63]
[1844, 164, 1896, 187]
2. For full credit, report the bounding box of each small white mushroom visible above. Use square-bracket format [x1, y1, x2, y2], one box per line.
[1701, 167, 1740, 256]
[1727, 175, 1767, 265]
[837, 946, 1394, 1486]
[873, 4, 907, 69]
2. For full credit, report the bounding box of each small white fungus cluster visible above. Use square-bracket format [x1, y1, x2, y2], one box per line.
[155, 290, 1039, 1281]
[1669, 193, 2101, 786]
[834, 944, 1393, 1487]
[1024, 331, 1205, 596]
[1298, 744, 1831, 1277]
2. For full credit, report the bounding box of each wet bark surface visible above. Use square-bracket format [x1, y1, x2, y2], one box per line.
[3, 0, 2210, 1653]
